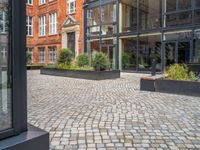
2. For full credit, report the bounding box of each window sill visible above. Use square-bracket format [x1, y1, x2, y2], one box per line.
[27, 35, 34, 37]
[67, 12, 76, 15]
[38, 36, 46, 38]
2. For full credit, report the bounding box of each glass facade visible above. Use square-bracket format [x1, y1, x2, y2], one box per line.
[0, 0, 12, 132]
[84, 0, 200, 72]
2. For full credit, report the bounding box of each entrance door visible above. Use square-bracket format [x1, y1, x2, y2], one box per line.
[67, 32, 75, 57]
[164, 41, 191, 68]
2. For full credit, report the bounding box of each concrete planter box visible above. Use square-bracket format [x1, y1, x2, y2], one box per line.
[140, 77, 155, 92]
[140, 77, 200, 97]
[155, 79, 200, 97]
[40, 68, 120, 80]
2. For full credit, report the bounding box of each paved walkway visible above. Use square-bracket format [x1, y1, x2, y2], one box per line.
[28, 70, 200, 150]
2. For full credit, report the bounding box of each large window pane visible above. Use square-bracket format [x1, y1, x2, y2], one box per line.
[138, 35, 161, 71]
[121, 0, 137, 33]
[166, 11, 192, 27]
[179, 0, 191, 10]
[194, 10, 200, 24]
[166, 0, 176, 12]
[0, 0, 12, 131]
[139, 0, 161, 30]
[101, 3, 117, 35]
[122, 37, 137, 70]
[195, 0, 200, 8]
[87, 7, 99, 27]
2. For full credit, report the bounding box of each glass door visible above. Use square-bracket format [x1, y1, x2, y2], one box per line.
[0, 0, 12, 132]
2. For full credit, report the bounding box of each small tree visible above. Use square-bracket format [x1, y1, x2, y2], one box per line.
[58, 48, 73, 66]
[92, 52, 110, 71]
[76, 54, 89, 67]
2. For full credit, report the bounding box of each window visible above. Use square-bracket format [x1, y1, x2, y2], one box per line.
[39, 47, 45, 63]
[0, 11, 8, 33]
[139, 0, 161, 30]
[26, 16, 33, 36]
[67, 0, 76, 14]
[49, 13, 57, 35]
[39, 15, 46, 36]
[27, 0, 33, 5]
[49, 47, 56, 63]
[27, 47, 34, 63]
[39, 0, 45, 5]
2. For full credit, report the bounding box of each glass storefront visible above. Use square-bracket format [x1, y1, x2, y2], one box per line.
[0, 0, 12, 132]
[84, 0, 200, 72]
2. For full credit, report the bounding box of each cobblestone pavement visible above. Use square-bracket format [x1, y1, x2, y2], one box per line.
[28, 70, 200, 150]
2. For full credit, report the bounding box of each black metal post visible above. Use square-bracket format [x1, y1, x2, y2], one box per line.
[151, 59, 156, 76]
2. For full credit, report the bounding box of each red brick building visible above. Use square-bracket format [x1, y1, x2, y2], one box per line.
[26, 0, 84, 64]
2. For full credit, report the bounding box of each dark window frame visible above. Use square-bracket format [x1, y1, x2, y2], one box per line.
[0, 0, 27, 140]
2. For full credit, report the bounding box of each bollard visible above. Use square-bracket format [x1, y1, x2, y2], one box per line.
[151, 59, 156, 76]
[96, 61, 100, 71]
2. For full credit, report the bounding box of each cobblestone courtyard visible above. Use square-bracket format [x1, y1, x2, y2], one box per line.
[28, 70, 200, 150]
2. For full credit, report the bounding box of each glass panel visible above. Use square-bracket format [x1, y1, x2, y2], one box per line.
[67, 32, 75, 57]
[166, 0, 176, 12]
[166, 11, 192, 27]
[0, 0, 12, 131]
[87, 7, 99, 26]
[101, 39, 117, 69]
[194, 10, 200, 24]
[101, 3, 117, 35]
[139, 0, 161, 30]
[121, 0, 137, 33]
[195, 0, 200, 8]
[178, 42, 190, 63]
[165, 42, 176, 67]
[193, 39, 200, 63]
[179, 0, 191, 10]
[122, 37, 137, 70]
[138, 35, 161, 71]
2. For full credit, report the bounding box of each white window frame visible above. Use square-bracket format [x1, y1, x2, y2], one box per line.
[39, 0, 46, 5]
[27, 0, 33, 5]
[67, 0, 76, 14]
[39, 15, 46, 36]
[0, 11, 8, 33]
[39, 47, 45, 63]
[26, 16, 33, 36]
[49, 12, 57, 35]
[48, 47, 57, 63]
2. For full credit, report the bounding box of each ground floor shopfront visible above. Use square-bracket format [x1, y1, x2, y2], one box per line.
[84, 0, 200, 72]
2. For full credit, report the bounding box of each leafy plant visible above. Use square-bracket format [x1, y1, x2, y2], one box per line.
[76, 54, 89, 67]
[44, 64, 58, 68]
[57, 63, 70, 69]
[92, 52, 110, 71]
[58, 48, 73, 66]
[165, 64, 197, 81]
[26, 52, 32, 65]
[122, 52, 131, 68]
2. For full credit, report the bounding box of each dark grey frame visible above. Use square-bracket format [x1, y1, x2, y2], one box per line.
[0, 0, 27, 140]
[83, 0, 200, 72]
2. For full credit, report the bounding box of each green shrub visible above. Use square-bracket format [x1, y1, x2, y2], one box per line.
[57, 63, 70, 69]
[92, 52, 110, 71]
[165, 64, 197, 81]
[58, 48, 73, 66]
[44, 64, 58, 68]
[122, 52, 131, 68]
[26, 52, 32, 65]
[76, 54, 89, 67]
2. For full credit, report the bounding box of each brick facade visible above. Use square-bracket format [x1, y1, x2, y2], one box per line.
[26, 0, 83, 64]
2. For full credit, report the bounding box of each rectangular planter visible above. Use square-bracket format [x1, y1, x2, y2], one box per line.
[140, 77, 155, 92]
[155, 79, 200, 97]
[40, 68, 120, 80]
[27, 65, 43, 70]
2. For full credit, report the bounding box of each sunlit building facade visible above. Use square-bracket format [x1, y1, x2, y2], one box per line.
[84, 0, 200, 72]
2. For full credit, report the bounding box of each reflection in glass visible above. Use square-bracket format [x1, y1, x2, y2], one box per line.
[121, 0, 137, 32]
[193, 39, 200, 63]
[178, 42, 190, 64]
[179, 0, 191, 10]
[165, 42, 176, 67]
[166, 0, 176, 12]
[139, 0, 161, 30]
[194, 10, 200, 24]
[122, 38, 137, 70]
[195, 0, 200, 8]
[0, 0, 12, 131]
[138, 35, 161, 71]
